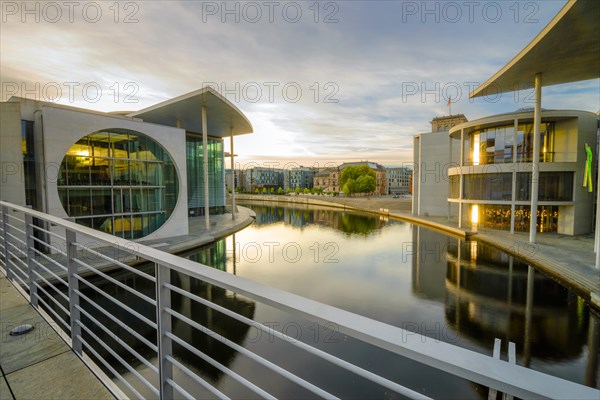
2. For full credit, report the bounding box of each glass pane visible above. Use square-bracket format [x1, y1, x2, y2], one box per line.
[68, 189, 91, 216]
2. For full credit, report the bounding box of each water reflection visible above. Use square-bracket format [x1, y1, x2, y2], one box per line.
[246, 200, 385, 236]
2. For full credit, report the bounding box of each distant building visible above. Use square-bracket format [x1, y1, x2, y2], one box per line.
[386, 167, 412, 195]
[242, 167, 284, 192]
[225, 169, 242, 192]
[313, 167, 340, 193]
[287, 167, 316, 190]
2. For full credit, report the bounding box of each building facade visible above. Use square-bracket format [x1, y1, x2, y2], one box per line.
[0, 88, 253, 240]
[448, 109, 597, 235]
[287, 167, 316, 191]
[413, 115, 466, 216]
[242, 167, 285, 192]
[386, 167, 412, 195]
[313, 167, 340, 193]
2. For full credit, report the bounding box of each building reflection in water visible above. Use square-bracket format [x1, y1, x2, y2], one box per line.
[411, 225, 598, 388]
[244, 200, 384, 236]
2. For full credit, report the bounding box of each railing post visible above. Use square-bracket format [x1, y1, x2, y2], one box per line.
[2, 205, 12, 280]
[66, 228, 82, 355]
[155, 263, 173, 399]
[25, 214, 38, 306]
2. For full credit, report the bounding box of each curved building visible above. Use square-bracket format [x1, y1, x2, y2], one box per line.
[0, 87, 253, 240]
[448, 109, 597, 235]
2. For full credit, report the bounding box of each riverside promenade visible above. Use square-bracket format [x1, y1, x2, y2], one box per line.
[0, 207, 255, 400]
[235, 194, 600, 310]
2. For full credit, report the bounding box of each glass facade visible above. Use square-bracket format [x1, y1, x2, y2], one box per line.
[58, 129, 178, 239]
[449, 175, 460, 199]
[516, 172, 574, 201]
[463, 173, 512, 200]
[21, 120, 37, 208]
[466, 122, 555, 165]
[186, 135, 226, 216]
[472, 204, 559, 233]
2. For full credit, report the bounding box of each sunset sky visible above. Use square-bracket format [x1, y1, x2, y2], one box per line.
[2, 0, 598, 167]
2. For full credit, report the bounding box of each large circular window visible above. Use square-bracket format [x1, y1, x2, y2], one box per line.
[58, 129, 178, 239]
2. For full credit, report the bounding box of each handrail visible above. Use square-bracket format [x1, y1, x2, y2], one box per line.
[1, 200, 598, 400]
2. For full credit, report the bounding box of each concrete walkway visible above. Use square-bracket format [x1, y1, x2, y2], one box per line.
[236, 195, 600, 310]
[0, 272, 114, 400]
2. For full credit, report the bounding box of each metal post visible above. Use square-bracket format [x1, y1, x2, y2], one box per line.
[2, 206, 12, 280]
[202, 106, 210, 231]
[230, 128, 236, 220]
[25, 214, 38, 306]
[66, 229, 82, 354]
[523, 265, 534, 367]
[155, 263, 173, 399]
[529, 73, 542, 242]
[595, 150, 600, 268]
[458, 129, 464, 228]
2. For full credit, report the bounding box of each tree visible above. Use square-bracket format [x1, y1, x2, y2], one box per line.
[270, 187, 275, 194]
[340, 166, 376, 195]
[294, 187, 301, 194]
[285, 188, 291, 194]
[277, 187, 284, 195]
[254, 188, 259, 194]
[303, 188, 310, 194]
[262, 187, 268, 194]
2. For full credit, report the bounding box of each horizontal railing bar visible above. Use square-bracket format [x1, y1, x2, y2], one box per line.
[166, 377, 199, 400]
[166, 355, 230, 400]
[166, 331, 276, 400]
[31, 257, 68, 286]
[6, 250, 28, 271]
[34, 281, 69, 316]
[77, 334, 146, 400]
[31, 247, 68, 274]
[75, 304, 159, 375]
[73, 242, 156, 282]
[167, 307, 339, 399]
[5, 213, 25, 224]
[74, 288, 158, 353]
[77, 320, 159, 397]
[3, 200, 599, 400]
[6, 240, 27, 257]
[6, 224, 26, 237]
[30, 235, 67, 257]
[75, 275, 157, 330]
[32, 270, 69, 303]
[72, 258, 156, 306]
[166, 283, 430, 400]
[30, 224, 66, 241]
[36, 294, 70, 332]
[9, 272, 28, 292]
[6, 255, 28, 279]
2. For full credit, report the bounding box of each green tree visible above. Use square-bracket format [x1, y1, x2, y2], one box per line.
[277, 187, 284, 195]
[262, 187, 268, 194]
[294, 187, 301, 194]
[270, 187, 275, 194]
[303, 188, 310, 194]
[340, 166, 376, 195]
[285, 187, 291, 194]
[254, 188, 259, 194]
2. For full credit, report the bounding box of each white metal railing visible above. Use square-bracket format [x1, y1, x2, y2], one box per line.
[0, 200, 598, 400]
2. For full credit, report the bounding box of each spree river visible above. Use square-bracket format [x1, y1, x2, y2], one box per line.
[63, 201, 599, 399]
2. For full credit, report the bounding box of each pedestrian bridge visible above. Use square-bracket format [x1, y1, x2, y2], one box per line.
[0, 200, 597, 399]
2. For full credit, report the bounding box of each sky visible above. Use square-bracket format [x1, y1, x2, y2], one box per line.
[1, 0, 598, 168]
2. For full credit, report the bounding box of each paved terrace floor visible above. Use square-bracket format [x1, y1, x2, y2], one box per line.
[236, 194, 600, 310]
[0, 272, 114, 400]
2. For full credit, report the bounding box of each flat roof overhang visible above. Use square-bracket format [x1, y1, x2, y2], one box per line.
[128, 87, 253, 137]
[469, 0, 599, 98]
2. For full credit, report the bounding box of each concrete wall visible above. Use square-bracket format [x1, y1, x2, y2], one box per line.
[41, 106, 189, 240]
[414, 131, 458, 217]
[0, 102, 26, 206]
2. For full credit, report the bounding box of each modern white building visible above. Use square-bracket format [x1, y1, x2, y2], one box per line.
[0, 87, 253, 240]
[448, 109, 597, 235]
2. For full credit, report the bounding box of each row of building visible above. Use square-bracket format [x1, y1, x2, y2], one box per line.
[226, 162, 412, 195]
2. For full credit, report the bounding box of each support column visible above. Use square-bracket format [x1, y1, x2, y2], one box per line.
[458, 129, 464, 228]
[230, 129, 236, 220]
[511, 118, 518, 234]
[417, 136, 422, 216]
[202, 106, 210, 231]
[529, 73, 542, 243]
